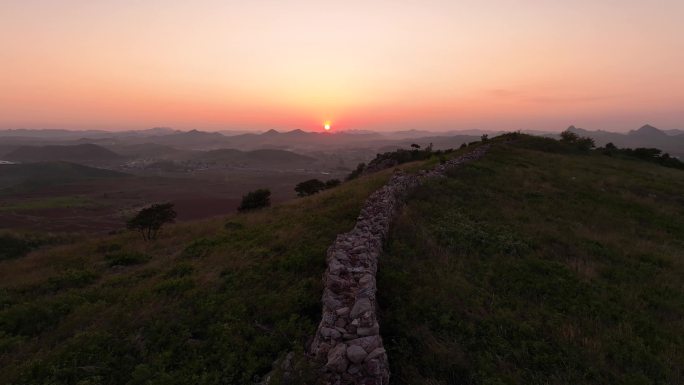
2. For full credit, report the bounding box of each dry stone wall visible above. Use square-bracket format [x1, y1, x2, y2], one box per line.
[310, 145, 490, 385]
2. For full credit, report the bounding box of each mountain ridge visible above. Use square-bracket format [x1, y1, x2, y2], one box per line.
[3, 143, 123, 163]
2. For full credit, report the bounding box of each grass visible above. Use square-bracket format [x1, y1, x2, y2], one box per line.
[2, 136, 681, 385]
[0, 164, 399, 385]
[0, 195, 98, 211]
[377, 137, 684, 385]
[0, 232, 69, 261]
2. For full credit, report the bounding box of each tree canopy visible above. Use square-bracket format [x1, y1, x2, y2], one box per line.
[126, 203, 177, 241]
[238, 189, 271, 212]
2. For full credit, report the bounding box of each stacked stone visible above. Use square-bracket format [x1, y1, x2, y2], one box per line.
[310, 145, 489, 385]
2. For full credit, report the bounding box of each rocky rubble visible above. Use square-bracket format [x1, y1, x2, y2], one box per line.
[310, 145, 489, 385]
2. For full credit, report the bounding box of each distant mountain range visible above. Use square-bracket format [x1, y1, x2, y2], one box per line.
[0, 127, 488, 151]
[3, 144, 123, 163]
[566, 124, 684, 157]
[2, 125, 681, 158]
[0, 161, 126, 191]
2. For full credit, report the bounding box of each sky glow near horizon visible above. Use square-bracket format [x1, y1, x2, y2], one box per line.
[1, 0, 683, 132]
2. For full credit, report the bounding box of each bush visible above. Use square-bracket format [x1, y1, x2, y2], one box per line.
[154, 277, 195, 296]
[238, 189, 271, 211]
[346, 163, 366, 181]
[47, 269, 99, 291]
[295, 179, 326, 197]
[576, 136, 595, 151]
[126, 203, 176, 241]
[560, 130, 580, 143]
[361, 144, 436, 175]
[325, 179, 341, 189]
[165, 263, 194, 278]
[559, 130, 595, 151]
[295, 179, 341, 197]
[104, 251, 150, 267]
[0, 296, 80, 336]
[224, 221, 245, 231]
[180, 237, 219, 258]
[602, 144, 684, 170]
[0, 234, 31, 260]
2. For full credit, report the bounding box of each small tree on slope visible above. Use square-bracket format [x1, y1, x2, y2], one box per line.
[238, 189, 271, 212]
[126, 203, 177, 241]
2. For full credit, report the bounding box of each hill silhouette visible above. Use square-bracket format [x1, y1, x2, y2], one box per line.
[567, 124, 684, 157]
[0, 161, 126, 191]
[4, 143, 123, 163]
[194, 148, 314, 166]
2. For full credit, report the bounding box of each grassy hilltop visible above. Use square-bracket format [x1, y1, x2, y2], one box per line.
[1, 135, 683, 385]
[379, 137, 684, 384]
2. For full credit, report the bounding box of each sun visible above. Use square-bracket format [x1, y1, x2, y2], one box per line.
[324, 121, 331, 131]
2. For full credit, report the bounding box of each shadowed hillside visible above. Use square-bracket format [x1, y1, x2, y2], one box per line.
[0, 162, 126, 191]
[0, 136, 682, 385]
[3, 144, 123, 164]
[378, 136, 684, 384]
[193, 148, 315, 167]
[0, 162, 400, 385]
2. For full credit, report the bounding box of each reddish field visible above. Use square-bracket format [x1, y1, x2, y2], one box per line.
[0, 169, 344, 233]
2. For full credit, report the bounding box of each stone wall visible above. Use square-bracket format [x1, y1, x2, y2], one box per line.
[309, 145, 489, 385]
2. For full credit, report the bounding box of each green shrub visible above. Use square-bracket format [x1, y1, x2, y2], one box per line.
[238, 189, 271, 212]
[295, 178, 341, 197]
[180, 237, 220, 259]
[0, 330, 24, 354]
[362, 144, 435, 174]
[165, 263, 195, 278]
[126, 203, 177, 241]
[345, 162, 366, 180]
[0, 296, 81, 336]
[559, 129, 595, 151]
[295, 179, 326, 197]
[104, 251, 150, 267]
[154, 277, 195, 295]
[325, 179, 341, 189]
[0, 234, 32, 260]
[224, 221, 245, 231]
[47, 269, 99, 291]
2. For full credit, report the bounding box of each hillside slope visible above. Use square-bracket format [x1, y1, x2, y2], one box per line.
[378, 138, 684, 384]
[0, 162, 126, 191]
[0, 165, 396, 385]
[4, 144, 123, 163]
[193, 148, 315, 167]
[1, 137, 682, 385]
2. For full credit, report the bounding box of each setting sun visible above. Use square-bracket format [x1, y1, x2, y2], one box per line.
[324, 121, 331, 131]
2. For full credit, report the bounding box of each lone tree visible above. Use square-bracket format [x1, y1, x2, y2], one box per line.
[560, 130, 580, 143]
[560, 130, 595, 151]
[238, 189, 271, 212]
[295, 179, 327, 197]
[126, 203, 177, 241]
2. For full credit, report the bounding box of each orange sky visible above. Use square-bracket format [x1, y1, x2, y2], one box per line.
[1, 1, 683, 132]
